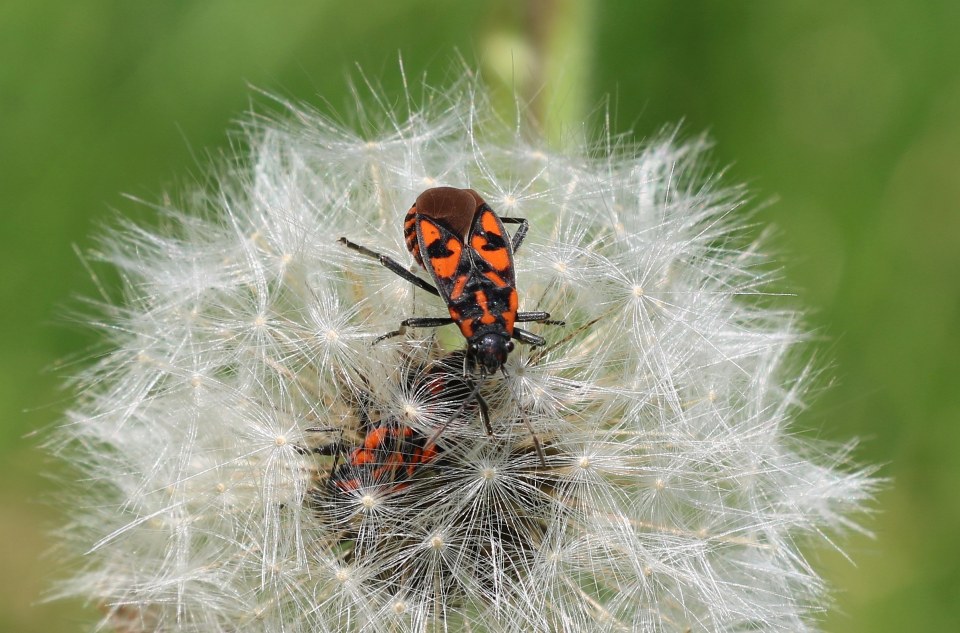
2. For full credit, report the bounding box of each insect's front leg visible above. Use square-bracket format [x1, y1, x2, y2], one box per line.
[513, 312, 564, 346]
[338, 237, 440, 297]
[373, 316, 455, 344]
[512, 327, 546, 347]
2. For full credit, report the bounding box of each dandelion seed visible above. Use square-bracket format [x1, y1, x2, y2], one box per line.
[48, 74, 876, 633]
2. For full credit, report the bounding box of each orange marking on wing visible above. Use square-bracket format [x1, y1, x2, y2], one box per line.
[429, 238, 462, 278]
[476, 290, 496, 325]
[408, 218, 423, 264]
[421, 443, 438, 463]
[470, 234, 486, 251]
[472, 234, 511, 272]
[504, 289, 518, 332]
[481, 210, 503, 236]
[458, 317, 476, 338]
[420, 221, 442, 245]
[351, 447, 374, 466]
[372, 452, 405, 480]
[483, 271, 507, 287]
[336, 478, 361, 492]
[364, 427, 388, 450]
[450, 274, 469, 299]
[404, 214, 417, 244]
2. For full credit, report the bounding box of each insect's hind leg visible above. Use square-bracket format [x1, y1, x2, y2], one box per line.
[338, 237, 440, 297]
[499, 217, 529, 254]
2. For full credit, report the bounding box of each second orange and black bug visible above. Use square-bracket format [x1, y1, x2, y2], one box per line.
[310, 351, 475, 497]
[327, 422, 440, 495]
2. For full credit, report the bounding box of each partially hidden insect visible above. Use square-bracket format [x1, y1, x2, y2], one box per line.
[339, 187, 557, 463]
[327, 421, 440, 495]
[313, 351, 475, 496]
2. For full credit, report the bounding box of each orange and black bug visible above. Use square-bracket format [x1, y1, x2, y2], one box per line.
[311, 351, 474, 496]
[326, 421, 440, 495]
[339, 187, 558, 462]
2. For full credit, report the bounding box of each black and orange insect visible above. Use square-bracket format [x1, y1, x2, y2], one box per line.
[313, 351, 475, 496]
[339, 187, 557, 462]
[340, 187, 554, 374]
[326, 421, 440, 495]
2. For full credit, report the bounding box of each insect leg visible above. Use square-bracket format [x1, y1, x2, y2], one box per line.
[425, 380, 485, 448]
[517, 311, 565, 327]
[474, 388, 493, 436]
[338, 237, 440, 297]
[398, 316, 456, 328]
[373, 316, 456, 344]
[499, 217, 529, 253]
[515, 311, 548, 322]
[512, 327, 547, 347]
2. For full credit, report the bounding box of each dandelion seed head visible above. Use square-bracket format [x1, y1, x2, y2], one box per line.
[48, 74, 876, 633]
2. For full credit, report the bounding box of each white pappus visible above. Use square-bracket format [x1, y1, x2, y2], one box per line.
[47, 75, 877, 633]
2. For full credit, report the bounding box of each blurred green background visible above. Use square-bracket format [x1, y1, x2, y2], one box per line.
[2, 1, 957, 630]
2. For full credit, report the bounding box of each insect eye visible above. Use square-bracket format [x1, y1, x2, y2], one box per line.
[506, 341, 514, 352]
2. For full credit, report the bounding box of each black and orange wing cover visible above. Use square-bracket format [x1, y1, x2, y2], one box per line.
[414, 215, 470, 302]
[467, 205, 516, 287]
